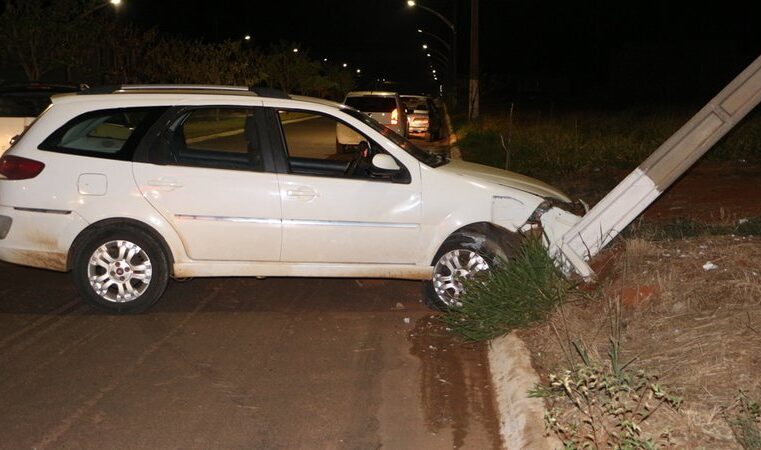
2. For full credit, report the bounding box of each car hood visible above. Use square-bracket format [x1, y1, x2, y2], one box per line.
[437, 160, 572, 202]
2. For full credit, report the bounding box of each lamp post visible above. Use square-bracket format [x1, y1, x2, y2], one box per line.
[407, 1, 457, 103]
[468, 0, 479, 119]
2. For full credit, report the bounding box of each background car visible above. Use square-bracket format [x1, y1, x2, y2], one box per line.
[0, 82, 84, 155]
[337, 91, 408, 152]
[401, 94, 443, 142]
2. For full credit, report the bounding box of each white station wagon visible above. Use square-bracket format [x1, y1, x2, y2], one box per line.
[0, 85, 583, 313]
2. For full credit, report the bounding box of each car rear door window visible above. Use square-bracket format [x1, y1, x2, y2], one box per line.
[39, 107, 167, 160]
[159, 107, 265, 172]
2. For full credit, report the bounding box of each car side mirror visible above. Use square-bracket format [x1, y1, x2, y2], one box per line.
[371, 153, 400, 171]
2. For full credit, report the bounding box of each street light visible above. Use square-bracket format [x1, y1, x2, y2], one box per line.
[244, 35, 251, 41]
[356, 69, 361, 74]
[417, 28, 451, 52]
[406, 1, 454, 32]
[407, 0, 457, 103]
[342, 63, 348, 68]
[292, 48, 299, 53]
[425, 46, 449, 64]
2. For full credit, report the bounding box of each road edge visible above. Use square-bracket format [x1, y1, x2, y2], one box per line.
[488, 333, 562, 449]
[443, 107, 558, 449]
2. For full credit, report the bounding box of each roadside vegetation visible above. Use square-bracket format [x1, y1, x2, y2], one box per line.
[0, 0, 355, 100]
[443, 230, 761, 447]
[440, 237, 570, 342]
[454, 106, 761, 181]
[445, 105, 761, 448]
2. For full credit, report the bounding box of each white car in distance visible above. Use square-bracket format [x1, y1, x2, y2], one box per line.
[337, 91, 408, 152]
[0, 85, 584, 313]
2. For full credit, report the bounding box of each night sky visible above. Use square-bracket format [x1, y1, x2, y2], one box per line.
[114, 1, 761, 102]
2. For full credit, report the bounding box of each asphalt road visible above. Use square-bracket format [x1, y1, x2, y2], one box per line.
[0, 135, 500, 449]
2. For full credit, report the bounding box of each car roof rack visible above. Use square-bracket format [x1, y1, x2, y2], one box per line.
[79, 84, 290, 99]
[248, 86, 290, 99]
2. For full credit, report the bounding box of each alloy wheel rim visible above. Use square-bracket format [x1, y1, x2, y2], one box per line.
[87, 240, 152, 303]
[432, 249, 490, 307]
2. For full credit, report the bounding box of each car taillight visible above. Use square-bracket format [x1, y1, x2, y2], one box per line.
[0, 155, 45, 180]
[391, 108, 398, 125]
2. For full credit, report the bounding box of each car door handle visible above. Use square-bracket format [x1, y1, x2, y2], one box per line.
[147, 178, 183, 189]
[287, 187, 318, 199]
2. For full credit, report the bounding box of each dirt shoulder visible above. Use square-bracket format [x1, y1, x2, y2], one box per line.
[521, 234, 761, 448]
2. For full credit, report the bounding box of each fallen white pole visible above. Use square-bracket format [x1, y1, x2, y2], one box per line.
[555, 54, 761, 277]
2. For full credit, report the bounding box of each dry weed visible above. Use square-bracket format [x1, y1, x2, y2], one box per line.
[523, 235, 761, 448]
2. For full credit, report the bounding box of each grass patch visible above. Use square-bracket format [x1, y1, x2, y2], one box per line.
[531, 340, 683, 449]
[440, 237, 570, 342]
[455, 107, 761, 180]
[184, 117, 244, 139]
[457, 128, 506, 169]
[625, 217, 761, 241]
[724, 391, 761, 450]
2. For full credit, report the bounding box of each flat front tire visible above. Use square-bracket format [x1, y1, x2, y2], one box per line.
[71, 226, 169, 314]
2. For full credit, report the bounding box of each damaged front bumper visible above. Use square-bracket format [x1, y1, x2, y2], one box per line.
[527, 199, 595, 279]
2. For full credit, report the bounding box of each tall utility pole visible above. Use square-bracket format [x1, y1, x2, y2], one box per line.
[468, 0, 479, 120]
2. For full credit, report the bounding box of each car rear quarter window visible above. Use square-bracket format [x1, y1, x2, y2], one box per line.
[39, 107, 167, 161]
[344, 97, 396, 113]
[0, 92, 54, 117]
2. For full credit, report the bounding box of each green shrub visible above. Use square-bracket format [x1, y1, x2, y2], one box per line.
[531, 341, 683, 450]
[440, 237, 570, 342]
[457, 128, 505, 169]
[454, 107, 761, 180]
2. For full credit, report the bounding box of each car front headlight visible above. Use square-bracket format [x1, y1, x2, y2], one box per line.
[528, 198, 587, 223]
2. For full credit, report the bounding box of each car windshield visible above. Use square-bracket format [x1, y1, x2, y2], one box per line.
[402, 98, 428, 111]
[341, 107, 448, 168]
[344, 96, 396, 113]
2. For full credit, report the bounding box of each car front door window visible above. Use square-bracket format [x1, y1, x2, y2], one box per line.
[274, 109, 422, 264]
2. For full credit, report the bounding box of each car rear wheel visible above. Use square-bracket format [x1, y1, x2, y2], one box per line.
[423, 231, 517, 311]
[72, 226, 169, 314]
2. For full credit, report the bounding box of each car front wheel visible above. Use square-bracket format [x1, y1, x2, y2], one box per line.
[71, 226, 169, 314]
[423, 231, 517, 311]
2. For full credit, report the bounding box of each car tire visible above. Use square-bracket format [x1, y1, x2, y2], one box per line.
[71, 225, 169, 314]
[423, 231, 518, 311]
